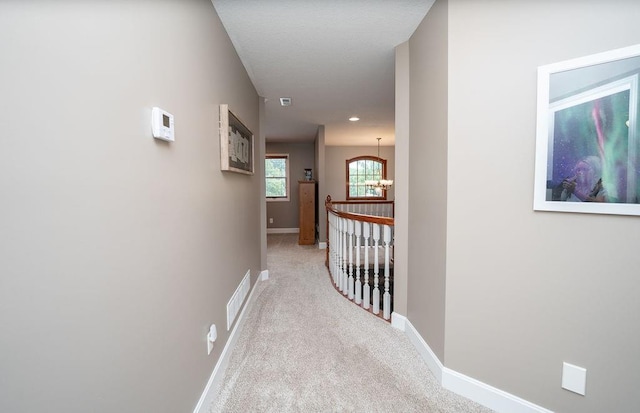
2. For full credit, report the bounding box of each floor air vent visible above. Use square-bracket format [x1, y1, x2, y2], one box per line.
[227, 270, 250, 330]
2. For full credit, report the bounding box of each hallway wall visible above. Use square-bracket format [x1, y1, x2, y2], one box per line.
[408, 0, 640, 412]
[315, 126, 327, 244]
[325, 145, 396, 204]
[407, 0, 449, 363]
[0, 1, 260, 412]
[266, 142, 315, 230]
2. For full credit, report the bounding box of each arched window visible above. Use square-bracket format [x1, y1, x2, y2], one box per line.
[346, 156, 387, 200]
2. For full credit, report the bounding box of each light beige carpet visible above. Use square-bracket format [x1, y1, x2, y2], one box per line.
[210, 234, 493, 413]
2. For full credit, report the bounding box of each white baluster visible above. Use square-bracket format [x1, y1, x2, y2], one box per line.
[336, 216, 343, 288]
[327, 212, 336, 283]
[332, 214, 339, 286]
[347, 219, 354, 300]
[362, 222, 370, 310]
[383, 225, 392, 320]
[330, 213, 335, 284]
[327, 211, 336, 277]
[340, 218, 349, 295]
[354, 220, 362, 305]
[372, 223, 380, 314]
[328, 213, 334, 281]
[337, 217, 343, 290]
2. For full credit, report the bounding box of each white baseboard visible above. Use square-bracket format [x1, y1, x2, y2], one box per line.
[442, 368, 553, 413]
[266, 227, 299, 234]
[392, 312, 443, 383]
[392, 312, 553, 413]
[193, 272, 268, 413]
[391, 311, 406, 331]
[318, 242, 327, 250]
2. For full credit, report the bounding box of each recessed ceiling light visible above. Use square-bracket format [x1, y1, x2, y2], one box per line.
[280, 97, 292, 106]
[349, 116, 360, 122]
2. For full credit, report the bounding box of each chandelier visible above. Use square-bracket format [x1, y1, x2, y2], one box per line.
[365, 138, 393, 193]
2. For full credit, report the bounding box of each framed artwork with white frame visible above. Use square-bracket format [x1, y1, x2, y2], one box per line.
[534, 44, 640, 216]
[219, 104, 254, 175]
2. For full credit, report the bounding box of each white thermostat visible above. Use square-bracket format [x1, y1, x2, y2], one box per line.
[151, 107, 175, 142]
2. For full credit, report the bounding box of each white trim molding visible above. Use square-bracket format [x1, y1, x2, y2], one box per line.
[442, 368, 553, 413]
[318, 242, 327, 250]
[266, 227, 299, 234]
[391, 312, 406, 330]
[260, 269, 269, 281]
[193, 272, 268, 413]
[391, 312, 553, 413]
[392, 312, 443, 383]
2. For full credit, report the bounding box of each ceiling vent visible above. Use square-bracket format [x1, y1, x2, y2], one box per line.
[279, 97, 292, 107]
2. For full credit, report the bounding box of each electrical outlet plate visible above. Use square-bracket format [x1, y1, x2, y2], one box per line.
[207, 324, 217, 355]
[562, 362, 586, 395]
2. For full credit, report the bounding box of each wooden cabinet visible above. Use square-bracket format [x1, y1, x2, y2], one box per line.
[298, 180, 316, 245]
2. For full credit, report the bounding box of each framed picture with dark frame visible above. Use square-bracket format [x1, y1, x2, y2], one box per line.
[219, 104, 254, 175]
[534, 44, 640, 216]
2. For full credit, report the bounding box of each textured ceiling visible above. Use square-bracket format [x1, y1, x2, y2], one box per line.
[212, 0, 434, 146]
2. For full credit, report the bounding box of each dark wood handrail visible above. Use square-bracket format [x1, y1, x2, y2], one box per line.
[326, 206, 395, 226]
[325, 195, 395, 226]
[329, 199, 395, 206]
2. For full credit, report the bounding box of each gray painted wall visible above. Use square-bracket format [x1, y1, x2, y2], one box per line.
[407, 0, 449, 362]
[393, 41, 410, 316]
[316, 127, 327, 243]
[408, 0, 640, 412]
[325, 146, 395, 204]
[266, 142, 315, 230]
[259, 98, 268, 271]
[0, 1, 260, 412]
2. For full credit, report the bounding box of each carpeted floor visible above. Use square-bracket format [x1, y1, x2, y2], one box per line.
[210, 233, 493, 413]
